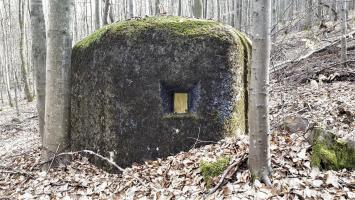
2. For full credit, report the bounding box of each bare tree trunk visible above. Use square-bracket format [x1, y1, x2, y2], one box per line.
[0, 76, 3, 108]
[178, 0, 182, 16]
[305, 0, 314, 29]
[89, 0, 93, 32]
[12, 68, 20, 116]
[155, 0, 160, 15]
[84, 1, 89, 35]
[19, 0, 33, 102]
[331, 0, 337, 21]
[109, 2, 115, 22]
[0, 10, 13, 107]
[272, 0, 278, 39]
[249, 0, 272, 185]
[341, 0, 347, 65]
[30, 0, 46, 141]
[102, 0, 109, 25]
[73, 2, 78, 43]
[237, 0, 242, 29]
[129, 0, 133, 18]
[317, 0, 323, 20]
[217, 0, 221, 21]
[43, 0, 73, 163]
[193, 0, 203, 18]
[3, 63, 12, 107]
[95, 0, 100, 29]
[203, 0, 208, 18]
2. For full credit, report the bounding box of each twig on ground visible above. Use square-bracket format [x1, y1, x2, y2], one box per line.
[56, 150, 125, 172]
[0, 170, 34, 177]
[47, 144, 61, 173]
[208, 153, 248, 195]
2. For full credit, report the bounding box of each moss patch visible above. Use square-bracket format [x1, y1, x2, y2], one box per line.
[223, 98, 246, 136]
[74, 16, 231, 51]
[310, 126, 355, 170]
[74, 27, 108, 50]
[200, 156, 230, 188]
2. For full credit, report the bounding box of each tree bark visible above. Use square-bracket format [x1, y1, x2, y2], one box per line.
[19, 0, 33, 102]
[109, 2, 115, 22]
[217, 0, 221, 21]
[73, 1, 78, 43]
[0, 8, 13, 107]
[178, 0, 182, 16]
[305, 0, 314, 29]
[30, 0, 46, 141]
[155, 0, 160, 15]
[341, 0, 347, 65]
[203, 0, 208, 18]
[95, 0, 100, 29]
[43, 0, 73, 162]
[193, 0, 203, 18]
[129, 0, 133, 18]
[102, 0, 109, 25]
[12, 68, 20, 116]
[249, 0, 272, 184]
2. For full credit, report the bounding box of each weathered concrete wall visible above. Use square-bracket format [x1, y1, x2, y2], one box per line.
[70, 16, 251, 169]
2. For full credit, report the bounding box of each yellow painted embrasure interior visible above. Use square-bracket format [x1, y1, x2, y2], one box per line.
[174, 93, 188, 113]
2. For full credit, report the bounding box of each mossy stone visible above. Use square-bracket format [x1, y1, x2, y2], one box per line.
[310, 126, 355, 170]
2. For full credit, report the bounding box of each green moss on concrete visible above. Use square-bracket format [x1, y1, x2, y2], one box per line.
[74, 27, 108, 50]
[74, 16, 238, 51]
[223, 98, 246, 136]
[200, 156, 230, 188]
[222, 31, 251, 137]
[108, 16, 222, 37]
[311, 126, 355, 170]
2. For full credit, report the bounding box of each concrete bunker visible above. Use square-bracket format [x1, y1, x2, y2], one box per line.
[70, 16, 251, 169]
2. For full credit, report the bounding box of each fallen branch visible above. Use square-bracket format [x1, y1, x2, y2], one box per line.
[47, 144, 61, 173]
[271, 29, 355, 73]
[208, 153, 248, 195]
[0, 170, 34, 177]
[56, 150, 125, 171]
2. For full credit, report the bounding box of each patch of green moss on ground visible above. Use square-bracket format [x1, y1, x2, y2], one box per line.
[73, 16, 238, 51]
[311, 127, 355, 170]
[200, 156, 230, 188]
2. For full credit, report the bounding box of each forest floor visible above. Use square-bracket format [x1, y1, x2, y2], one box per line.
[1, 25, 355, 199]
